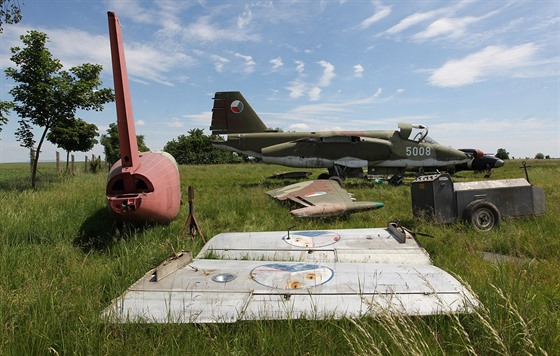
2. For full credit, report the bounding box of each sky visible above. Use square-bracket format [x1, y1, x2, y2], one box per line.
[0, 0, 558, 163]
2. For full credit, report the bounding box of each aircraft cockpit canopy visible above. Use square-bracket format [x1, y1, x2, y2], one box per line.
[398, 122, 432, 143]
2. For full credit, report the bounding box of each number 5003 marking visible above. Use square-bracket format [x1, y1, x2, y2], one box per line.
[406, 146, 431, 156]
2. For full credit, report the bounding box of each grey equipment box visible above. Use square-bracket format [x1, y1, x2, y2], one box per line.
[411, 173, 546, 229]
[411, 174, 456, 222]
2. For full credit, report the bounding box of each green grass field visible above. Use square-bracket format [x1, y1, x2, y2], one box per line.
[1, 159, 558, 355]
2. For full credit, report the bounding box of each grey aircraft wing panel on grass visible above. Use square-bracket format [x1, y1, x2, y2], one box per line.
[267, 179, 352, 206]
[266, 180, 384, 217]
[103, 224, 477, 323]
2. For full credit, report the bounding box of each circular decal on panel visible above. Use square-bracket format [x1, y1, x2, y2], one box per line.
[282, 230, 341, 248]
[251, 263, 334, 289]
[230, 100, 244, 113]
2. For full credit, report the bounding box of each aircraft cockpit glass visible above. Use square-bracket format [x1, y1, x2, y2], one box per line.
[409, 124, 429, 143]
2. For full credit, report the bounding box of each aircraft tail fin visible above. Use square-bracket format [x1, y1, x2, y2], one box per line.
[211, 91, 268, 134]
[108, 11, 139, 170]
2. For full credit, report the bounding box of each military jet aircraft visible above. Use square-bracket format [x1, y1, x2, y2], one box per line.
[210, 91, 472, 180]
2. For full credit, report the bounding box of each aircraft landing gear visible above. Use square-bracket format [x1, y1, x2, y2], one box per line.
[388, 175, 404, 186]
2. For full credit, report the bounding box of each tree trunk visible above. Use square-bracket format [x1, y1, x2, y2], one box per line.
[31, 126, 50, 189]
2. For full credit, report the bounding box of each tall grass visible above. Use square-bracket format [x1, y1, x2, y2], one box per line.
[0, 159, 558, 354]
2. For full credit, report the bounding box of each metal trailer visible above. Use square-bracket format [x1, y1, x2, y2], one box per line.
[411, 174, 546, 231]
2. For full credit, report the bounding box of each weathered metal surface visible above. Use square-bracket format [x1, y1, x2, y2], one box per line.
[105, 12, 181, 224]
[412, 174, 546, 226]
[103, 225, 477, 323]
[103, 259, 475, 323]
[198, 227, 431, 265]
[266, 180, 384, 217]
[454, 178, 546, 219]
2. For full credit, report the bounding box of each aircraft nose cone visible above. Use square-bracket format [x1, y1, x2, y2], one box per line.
[494, 158, 504, 168]
[438, 147, 469, 162]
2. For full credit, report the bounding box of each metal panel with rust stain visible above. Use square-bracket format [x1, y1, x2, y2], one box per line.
[103, 226, 477, 323]
[105, 12, 181, 225]
[197, 227, 431, 265]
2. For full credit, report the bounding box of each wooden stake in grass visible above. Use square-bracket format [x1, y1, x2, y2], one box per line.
[182, 185, 206, 243]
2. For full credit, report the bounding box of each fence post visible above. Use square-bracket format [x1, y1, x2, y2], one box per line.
[84, 155, 89, 173]
[71, 154, 75, 175]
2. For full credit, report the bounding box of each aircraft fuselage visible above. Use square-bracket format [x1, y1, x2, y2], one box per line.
[214, 130, 469, 173]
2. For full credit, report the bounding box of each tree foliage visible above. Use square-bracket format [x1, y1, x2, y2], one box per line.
[0, 101, 13, 132]
[2, 30, 114, 187]
[495, 148, 510, 160]
[100, 122, 149, 165]
[534, 153, 544, 159]
[0, 0, 22, 33]
[164, 129, 241, 165]
[47, 118, 99, 169]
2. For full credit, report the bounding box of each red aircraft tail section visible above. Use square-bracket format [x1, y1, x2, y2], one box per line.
[108, 11, 139, 171]
[106, 12, 181, 224]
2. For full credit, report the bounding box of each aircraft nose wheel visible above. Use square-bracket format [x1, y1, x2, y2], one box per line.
[463, 200, 500, 231]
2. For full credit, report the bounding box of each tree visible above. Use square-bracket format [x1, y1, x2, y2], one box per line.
[47, 118, 99, 171]
[534, 153, 544, 159]
[164, 129, 240, 165]
[2, 30, 113, 188]
[100, 122, 149, 165]
[0, 0, 23, 33]
[495, 148, 510, 160]
[0, 101, 13, 132]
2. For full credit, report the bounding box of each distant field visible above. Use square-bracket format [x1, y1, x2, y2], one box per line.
[0, 159, 558, 354]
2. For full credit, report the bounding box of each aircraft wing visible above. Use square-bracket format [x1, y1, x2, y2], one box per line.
[266, 179, 383, 217]
[102, 224, 478, 323]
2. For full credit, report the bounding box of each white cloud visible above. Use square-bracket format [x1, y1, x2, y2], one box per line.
[270, 57, 284, 70]
[287, 79, 306, 99]
[309, 87, 322, 101]
[234, 53, 256, 74]
[429, 43, 539, 87]
[353, 64, 364, 77]
[180, 15, 261, 43]
[413, 16, 479, 41]
[238, 7, 253, 28]
[0, 25, 192, 86]
[211, 54, 230, 73]
[294, 60, 305, 74]
[289, 123, 310, 130]
[318, 60, 336, 86]
[168, 118, 184, 128]
[386, 11, 436, 35]
[383, 1, 468, 36]
[374, 88, 383, 97]
[137, 120, 145, 126]
[356, 1, 391, 30]
[106, 0, 155, 24]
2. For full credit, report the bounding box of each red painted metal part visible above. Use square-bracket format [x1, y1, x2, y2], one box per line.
[106, 12, 181, 224]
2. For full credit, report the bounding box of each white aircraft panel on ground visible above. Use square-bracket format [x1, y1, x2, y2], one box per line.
[103, 225, 477, 323]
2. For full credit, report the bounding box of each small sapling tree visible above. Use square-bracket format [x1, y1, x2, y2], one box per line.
[47, 118, 99, 172]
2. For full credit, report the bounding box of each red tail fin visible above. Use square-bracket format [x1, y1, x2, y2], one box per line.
[108, 11, 139, 170]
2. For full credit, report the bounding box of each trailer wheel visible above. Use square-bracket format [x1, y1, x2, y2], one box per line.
[464, 200, 500, 231]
